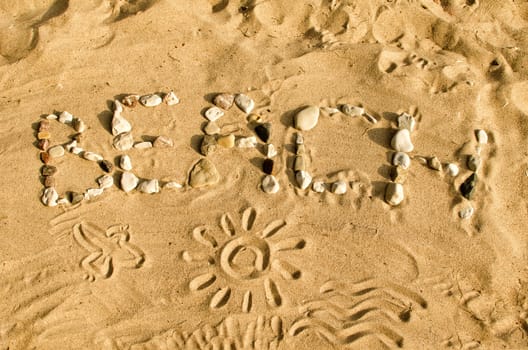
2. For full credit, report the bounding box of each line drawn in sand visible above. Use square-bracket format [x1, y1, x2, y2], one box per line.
[289, 278, 427, 348]
[183, 207, 307, 312]
[73, 222, 145, 281]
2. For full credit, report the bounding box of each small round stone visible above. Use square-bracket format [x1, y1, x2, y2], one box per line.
[99, 160, 114, 173]
[40, 152, 50, 164]
[163, 91, 180, 106]
[247, 114, 262, 123]
[295, 133, 304, 145]
[312, 181, 326, 193]
[44, 175, 56, 188]
[476, 129, 488, 144]
[267, 144, 277, 158]
[234, 94, 255, 114]
[459, 205, 474, 219]
[254, 123, 271, 143]
[153, 135, 174, 148]
[138, 179, 160, 194]
[134, 141, 153, 149]
[204, 121, 220, 135]
[139, 94, 162, 107]
[391, 129, 414, 152]
[42, 187, 59, 207]
[397, 113, 416, 132]
[236, 136, 257, 148]
[113, 132, 134, 151]
[390, 166, 407, 184]
[467, 155, 481, 172]
[204, 106, 225, 121]
[262, 175, 279, 194]
[59, 111, 73, 124]
[295, 106, 319, 131]
[189, 158, 220, 188]
[428, 156, 442, 171]
[84, 187, 104, 200]
[460, 173, 478, 200]
[121, 172, 139, 192]
[48, 145, 65, 158]
[385, 182, 404, 206]
[39, 120, 50, 131]
[392, 152, 411, 169]
[45, 114, 58, 120]
[73, 118, 86, 133]
[97, 174, 114, 189]
[446, 163, 459, 176]
[70, 192, 84, 205]
[217, 134, 235, 148]
[120, 155, 132, 171]
[83, 152, 103, 162]
[296, 170, 312, 190]
[201, 135, 218, 156]
[332, 181, 347, 194]
[41, 165, 57, 176]
[262, 158, 275, 175]
[213, 93, 235, 110]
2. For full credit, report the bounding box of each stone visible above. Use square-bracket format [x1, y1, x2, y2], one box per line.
[204, 106, 225, 121]
[138, 179, 160, 194]
[114, 100, 124, 113]
[65, 140, 77, 152]
[73, 118, 86, 133]
[97, 175, 114, 189]
[321, 107, 340, 115]
[153, 135, 174, 148]
[45, 114, 58, 120]
[459, 205, 474, 219]
[134, 141, 152, 149]
[460, 173, 478, 200]
[295, 133, 304, 145]
[40, 152, 50, 164]
[122, 95, 140, 108]
[261, 175, 279, 194]
[99, 160, 114, 173]
[341, 104, 364, 117]
[217, 134, 235, 148]
[42, 187, 59, 207]
[41, 165, 57, 176]
[164, 182, 183, 189]
[428, 156, 442, 171]
[83, 152, 103, 162]
[139, 94, 162, 107]
[362, 112, 378, 124]
[312, 181, 326, 193]
[85, 187, 104, 200]
[296, 144, 306, 155]
[113, 132, 134, 151]
[446, 163, 459, 176]
[262, 159, 275, 175]
[332, 181, 347, 194]
[204, 121, 220, 135]
[390, 166, 407, 184]
[201, 135, 217, 156]
[467, 155, 481, 171]
[121, 171, 139, 192]
[391, 129, 414, 152]
[247, 114, 262, 123]
[59, 111, 73, 124]
[72, 133, 85, 143]
[254, 123, 271, 143]
[476, 129, 488, 144]
[294, 155, 306, 171]
[120, 155, 132, 171]
[71, 147, 83, 155]
[236, 136, 257, 148]
[267, 144, 277, 158]
[189, 159, 220, 188]
[44, 176, 56, 188]
[39, 120, 50, 131]
[163, 91, 180, 106]
[385, 182, 404, 206]
[38, 139, 49, 151]
[397, 113, 416, 132]
[37, 131, 51, 140]
[392, 152, 410, 169]
[234, 94, 255, 114]
[112, 112, 132, 136]
[296, 170, 312, 190]
[70, 192, 84, 205]
[48, 145, 65, 158]
[213, 93, 235, 110]
[295, 106, 319, 131]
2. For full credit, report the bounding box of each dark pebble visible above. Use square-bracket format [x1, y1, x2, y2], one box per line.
[44, 175, 56, 187]
[262, 158, 275, 175]
[460, 173, 478, 200]
[99, 160, 114, 173]
[255, 123, 271, 143]
[40, 152, 50, 164]
[41, 165, 57, 176]
[38, 139, 49, 151]
[69, 192, 84, 205]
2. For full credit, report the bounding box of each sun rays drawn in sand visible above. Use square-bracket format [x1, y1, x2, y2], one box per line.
[183, 207, 307, 312]
[73, 222, 145, 281]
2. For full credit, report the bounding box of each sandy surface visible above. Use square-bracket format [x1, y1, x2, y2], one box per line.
[2, 0, 528, 349]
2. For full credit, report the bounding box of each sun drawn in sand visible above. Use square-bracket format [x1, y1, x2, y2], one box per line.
[183, 207, 307, 312]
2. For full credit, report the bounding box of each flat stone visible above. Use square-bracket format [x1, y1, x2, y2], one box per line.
[294, 155, 306, 172]
[134, 141, 153, 149]
[204, 121, 220, 135]
[392, 152, 410, 169]
[213, 93, 235, 110]
[467, 155, 481, 171]
[140, 94, 162, 107]
[121, 171, 139, 192]
[262, 158, 275, 175]
[48, 145, 65, 158]
[267, 144, 277, 158]
[44, 175, 56, 188]
[460, 173, 478, 200]
[296, 170, 312, 190]
[397, 113, 416, 132]
[217, 134, 235, 148]
[71, 147, 83, 155]
[99, 160, 114, 173]
[312, 181, 326, 193]
[153, 135, 174, 148]
[138, 179, 160, 194]
[120, 155, 132, 171]
[254, 123, 271, 143]
[59, 111, 73, 124]
[40, 152, 50, 164]
[83, 152, 103, 162]
[390, 166, 407, 184]
[204, 106, 224, 121]
[262, 175, 279, 194]
[189, 158, 220, 188]
[446, 163, 459, 176]
[45, 114, 58, 120]
[163, 91, 180, 106]
[391, 129, 414, 152]
[385, 182, 404, 206]
[476, 129, 488, 144]
[113, 132, 134, 151]
[201, 135, 217, 156]
[236, 136, 257, 148]
[341, 104, 364, 117]
[73, 118, 86, 133]
[332, 181, 347, 194]
[295, 106, 319, 131]
[41, 165, 57, 176]
[428, 156, 442, 171]
[164, 181, 183, 189]
[38, 139, 49, 151]
[85, 188, 104, 200]
[37, 131, 51, 140]
[459, 205, 474, 219]
[42, 187, 59, 207]
[112, 112, 132, 136]
[234, 94, 255, 114]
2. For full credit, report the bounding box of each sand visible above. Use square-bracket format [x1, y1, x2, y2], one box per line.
[2, 0, 528, 348]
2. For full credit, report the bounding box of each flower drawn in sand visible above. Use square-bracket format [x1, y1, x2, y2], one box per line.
[73, 222, 145, 281]
[183, 207, 307, 312]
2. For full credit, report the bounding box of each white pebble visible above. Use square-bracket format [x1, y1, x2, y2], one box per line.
[42, 187, 59, 207]
[138, 179, 160, 194]
[84, 188, 104, 200]
[295, 106, 319, 131]
[397, 113, 416, 132]
[312, 181, 326, 193]
[476, 129, 488, 144]
[48, 145, 65, 158]
[385, 182, 404, 206]
[234, 94, 255, 114]
[236, 136, 257, 148]
[459, 205, 474, 219]
[71, 146, 84, 155]
[391, 129, 414, 152]
[73, 118, 86, 133]
[134, 141, 152, 149]
[295, 133, 304, 145]
[65, 140, 77, 152]
[120, 155, 132, 171]
[113, 132, 134, 151]
[267, 144, 277, 158]
[59, 111, 73, 124]
[392, 152, 411, 169]
[56, 198, 69, 205]
[164, 181, 183, 189]
[341, 104, 364, 117]
[83, 152, 103, 162]
[112, 112, 132, 136]
[262, 175, 280, 194]
[204, 106, 225, 121]
[446, 163, 459, 176]
[296, 171, 312, 190]
[164, 91, 180, 106]
[121, 172, 139, 192]
[139, 94, 162, 107]
[332, 181, 347, 194]
[97, 175, 114, 189]
[46, 114, 58, 120]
